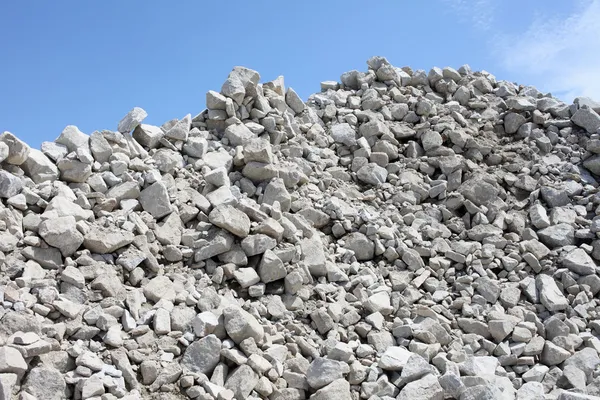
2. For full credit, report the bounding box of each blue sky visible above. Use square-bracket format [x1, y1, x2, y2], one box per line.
[1, 0, 599, 149]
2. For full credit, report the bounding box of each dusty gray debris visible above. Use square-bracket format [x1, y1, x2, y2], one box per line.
[1, 57, 599, 399]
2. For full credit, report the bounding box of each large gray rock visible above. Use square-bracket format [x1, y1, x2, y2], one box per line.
[0, 347, 27, 376]
[39, 216, 84, 256]
[379, 346, 412, 371]
[357, 163, 388, 185]
[458, 175, 499, 207]
[396, 373, 444, 400]
[310, 379, 353, 400]
[56, 158, 92, 183]
[89, 131, 113, 163]
[536, 274, 568, 312]
[504, 112, 527, 134]
[55, 125, 89, 153]
[139, 181, 172, 219]
[143, 275, 176, 303]
[286, 87, 305, 114]
[224, 365, 259, 399]
[118, 107, 148, 133]
[41, 141, 68, 162]
[563, 348, 600, 380]
[221, 66, 260, 105]
[21, 149, 59, 183]
[133, 124, 163, 149]
[541, 341, 571, 366]
[537, 224, 575, 248]
[307, 358, 345, 389]
[421, 130, 443, 151]
[208, 205, 251, 238]
[206, 90, 227, 110]
[42, 195, 92, 221]
[330, 123, 357, 146]
[540, 186, 570, 208]
[562, 248, 597, 275]
[575, 97, 600, 113]
[194, 229, 234, 261]
[224, 123, 256, 147]
[152, 148, 184, 173]
[0, 373, 17, 400]
[0, 142, 8, 164]
[258, 249, 287, 283]
[243, 138, 274, 164]
[83, 225, 135, 254]
[572, 105, 600, 133]
[584, 154, 600, 176]
[106, 181, 140, 203]
[300, 237, 327, 277]
[182, 136, 208, 158]
[0, 131, 30, 165]
[0, 171, 22, 198]
[343, 232, 374, 261]
[262, 178, 291, 211]
[241, 234, 277, 256]
[181, 335, 221, 375]
[529, 203, 550, 229]
[223, 306, 264, 344]
[164, 114, 191, 141]
[22, 366, 66, 400]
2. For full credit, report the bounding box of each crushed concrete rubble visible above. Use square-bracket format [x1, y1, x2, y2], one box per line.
[2, 57, 600, 399]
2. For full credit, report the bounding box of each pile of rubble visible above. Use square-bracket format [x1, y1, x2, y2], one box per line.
[2, 57, 600, 400]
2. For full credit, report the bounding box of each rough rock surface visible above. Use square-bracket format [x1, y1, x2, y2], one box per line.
[1, 58, 600, 400]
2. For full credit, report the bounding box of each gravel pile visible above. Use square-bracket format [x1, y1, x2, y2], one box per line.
[2, 57, 600, 400]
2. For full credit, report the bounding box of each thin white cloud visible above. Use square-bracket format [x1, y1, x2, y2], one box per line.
[442, 0, 497, 31]
[492, 0, 600, 102]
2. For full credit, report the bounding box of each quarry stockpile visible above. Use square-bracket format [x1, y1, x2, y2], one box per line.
[1, 56, 600, 399]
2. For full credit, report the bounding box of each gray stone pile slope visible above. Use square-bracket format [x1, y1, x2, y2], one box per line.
[2, 57, 600, 400]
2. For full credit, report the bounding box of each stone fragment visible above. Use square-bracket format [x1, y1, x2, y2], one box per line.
[84, 225, 135, 254]
[241, 234, 277, 256]
[133, 124, 163, 149]
[530, 203, 550, 229]
[223, 306, 264, 344]
[379, 347, 412, 371]
[330, 123, 357, 146]
[306, 358, 344, 389]
[258, 249, 287, 283]
[310, 379, 352, 400]
[22, 366, 66, 400]
[39, 216, 84, 256]
[541, 341, 571, 366]
[0, 171, 22, 198]
[343, 232, 374, 261]
[0, 347, 27, 376]
[0, 373, 17, 400]
[458, 176, 498, 207]
[21, 149, 60, 183]
[181, 335, 221, 375]
[357, 163, 388, 185]
[286, 88, 305, 114]
[572, 106, 600, 133]
[397, 373, 443, 400]
[537, 275, 568, 312]
[208, 205, 251, 238]
[0, 131, 30, 165]
[118, 107, 148, 133]
[57, 158, 92, 182]
[562, 248, 597, 275]
[143, 275, 175, 303]
[538, 223, 575, 248]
